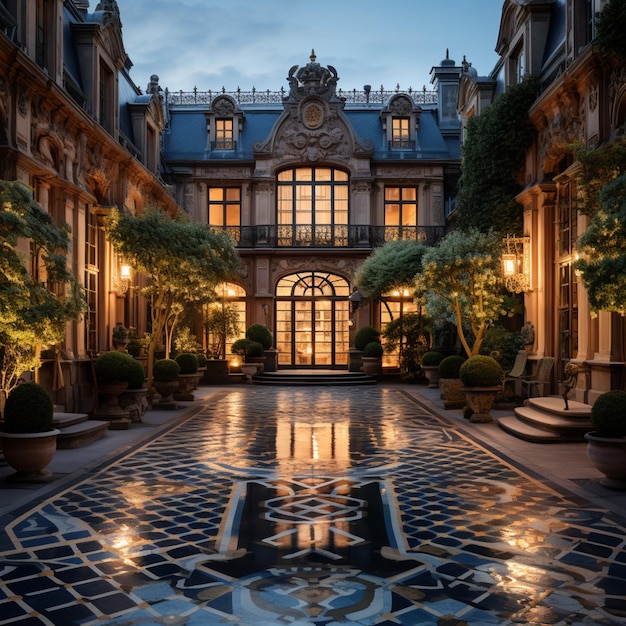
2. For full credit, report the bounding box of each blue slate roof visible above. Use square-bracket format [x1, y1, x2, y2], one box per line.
[163, 102, 460, 162]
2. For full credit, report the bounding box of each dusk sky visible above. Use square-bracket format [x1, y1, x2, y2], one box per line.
[114, 0, 504, 95]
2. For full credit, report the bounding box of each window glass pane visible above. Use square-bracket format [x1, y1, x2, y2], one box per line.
[296, 168, 313, 181]
[209, 206, 224, 225]
[385, 205, 400, 225]
[226, 188, 240, 201]
[316, 168, 331, 181]
[226, 205, 240, 226]
[385, 188, 400, 202]
[209, 188, 224, 201]
[402, 204, 417, 226]
[402, 188, 416, 201]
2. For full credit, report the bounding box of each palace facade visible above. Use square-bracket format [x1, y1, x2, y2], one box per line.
[2, 0, 625, 409]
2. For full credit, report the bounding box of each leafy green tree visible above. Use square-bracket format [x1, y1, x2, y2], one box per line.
[0, 180, 85, 405]
[455, 75, 539, 236]
[354, 239, 428, 319]
[414, 228, 509, 357]
[574, 175, 626, 316]
[105, 209, 240, 390]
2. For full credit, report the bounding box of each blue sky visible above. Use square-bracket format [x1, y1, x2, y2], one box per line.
[115, 0, 504, 94]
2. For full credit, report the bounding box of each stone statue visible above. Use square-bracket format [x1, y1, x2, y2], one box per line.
[561, 362, 579, 410]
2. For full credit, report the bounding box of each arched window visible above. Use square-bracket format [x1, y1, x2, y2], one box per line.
[276, 167, 349, 246]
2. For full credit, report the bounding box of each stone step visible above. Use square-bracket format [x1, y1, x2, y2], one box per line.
[497, 395, 592, 443]
[252, 372, 377, 386]
[53, 412, 90, 428]
[56, 420, 110, 450]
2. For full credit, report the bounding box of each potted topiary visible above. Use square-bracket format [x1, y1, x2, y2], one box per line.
[421, 351, 445, 388]
[438, 355, 466, 409]
[174, 353, 199, 401]
[459, 355, 503, 423]
[351, 326, 380, 372]
[361, 341, 384, 377]
[153, 358, 181, 408]
[195, 353, 207, 388]
[231, 339, 264, 382]
[246, 323, 276, 372]
[93, 351, 139, 422]
[585, 390, 626, 490]
[118, 357, 148, 423]
[0, 381, 60, 479]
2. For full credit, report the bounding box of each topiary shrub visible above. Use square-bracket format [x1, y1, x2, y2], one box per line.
[354, 326, 380, 351]
[231, 338, 264, 359]
[95, 351, 140, 384]
[127, 359, 146, 389]
[421, 351, 444, 367]
[363, 341, 384, 358]
[175, 352, 199, 375]
[3, 382, 54, 433]
[459, 355, 503, 387]
[591, 390, 626, 438]
[196, 353, 207, 368]
[246, 324, 272, 350]
[438, 355, 466, 379]
[153, 358, 180, 382]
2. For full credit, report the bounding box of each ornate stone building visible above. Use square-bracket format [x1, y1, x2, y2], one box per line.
[1, 0, 463, 405]
[458, 0, 626, 401]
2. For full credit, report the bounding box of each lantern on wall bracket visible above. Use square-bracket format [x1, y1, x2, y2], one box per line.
[113, 261, 132, 296]
[501, 235, 531, 293]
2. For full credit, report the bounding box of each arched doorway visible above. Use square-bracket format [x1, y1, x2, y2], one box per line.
[275, 272, 351, 368]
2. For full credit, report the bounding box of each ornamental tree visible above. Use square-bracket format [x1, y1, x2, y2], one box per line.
[414, 228, 509, 357]
[0, 180, 85, 406]
[574, 175, 626, 315]
[105, 209, 240, 390]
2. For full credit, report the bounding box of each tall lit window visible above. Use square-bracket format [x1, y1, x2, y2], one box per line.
[391, 117, 410, 148]
[384, 187, 417, 240]
[215, 119, 234, 150]
[277, 167, 349, 246]
[208, 187, 241, 240]
[204, 282, 246, 360]
[84, 208, 99, 353]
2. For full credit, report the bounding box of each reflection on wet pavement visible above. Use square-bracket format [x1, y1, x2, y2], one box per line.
[1, 387, 625, 625]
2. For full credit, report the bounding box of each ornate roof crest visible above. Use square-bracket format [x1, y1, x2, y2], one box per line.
[286, 50, 341, 103]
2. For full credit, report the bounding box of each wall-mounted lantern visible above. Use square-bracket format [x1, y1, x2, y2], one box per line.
[113, 262, 132, 296]
[502, 235, 531, 293]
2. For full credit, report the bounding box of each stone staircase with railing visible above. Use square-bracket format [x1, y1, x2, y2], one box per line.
[498, 396, 592, 443]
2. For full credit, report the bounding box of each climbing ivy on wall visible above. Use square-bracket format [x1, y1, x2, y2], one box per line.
[455, 75, 539, 236]
[595, 0, 626, 59]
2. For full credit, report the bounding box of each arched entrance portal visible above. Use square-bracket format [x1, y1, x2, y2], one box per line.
[275, 272, 351, 368]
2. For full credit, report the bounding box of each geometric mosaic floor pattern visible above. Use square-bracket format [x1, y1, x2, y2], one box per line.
[1, 386, 625, 625]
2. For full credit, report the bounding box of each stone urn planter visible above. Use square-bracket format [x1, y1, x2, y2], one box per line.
[440, 378, 466, 409]
[461, 386, 501, 423]
[241, 362, 260, 383]
[459, 355, 503, 423]
[0, 381, 59, 480]
[119, 388, 149, 423]
[94, 381, 130, 420]
[361, 341, 383, 377]
[585, 433, 626, 490]
[153, 358, 180, 409]
[421, 352, 444, 388]
[174, 353, 199, 401]
[584, 390, 626, 490]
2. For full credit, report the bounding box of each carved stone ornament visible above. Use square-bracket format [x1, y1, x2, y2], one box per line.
[302, 101, 325, 129]
[212, 96, 236, 117]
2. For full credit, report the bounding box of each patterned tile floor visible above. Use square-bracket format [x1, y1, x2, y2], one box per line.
[1, 386, 626, 625]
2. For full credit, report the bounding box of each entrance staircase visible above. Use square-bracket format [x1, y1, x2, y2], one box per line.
[53, 411, 109, 449]
[252, 370, 377, 386]
[498, 396, 592, 443]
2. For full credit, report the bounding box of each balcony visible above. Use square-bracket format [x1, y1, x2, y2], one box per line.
[213, 225, 446, 249]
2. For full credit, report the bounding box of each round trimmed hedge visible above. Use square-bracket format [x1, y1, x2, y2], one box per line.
[246, 324, 272, 350]
[591, 390, 626, 438]
[175, 352, 199, 374]
[438, 355, 466, 379]
[153, 359, 180, 382]
[363, 341, 384, 358]
[421, 351, 444, 367]
[354, 326, 380, 351]
[459, 355, 503, 387]
[95, 351, 140, 384]
[3, 382, 54, 433]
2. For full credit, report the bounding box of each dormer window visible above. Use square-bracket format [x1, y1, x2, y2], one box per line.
[391, 118, 411, 149]
[204, 96, 243, 152]
[381, 94, 421, 151]
[215, 119, 234, 150]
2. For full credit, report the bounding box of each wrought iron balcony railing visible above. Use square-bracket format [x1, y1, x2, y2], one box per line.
[213, 224, 446, 249]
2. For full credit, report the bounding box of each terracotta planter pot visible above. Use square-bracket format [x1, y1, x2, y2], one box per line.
[0, 429, 60, 478]
[461, 386, 500, 423]
[585, 432, 626, 491]
[440, 378, 465, 409]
